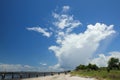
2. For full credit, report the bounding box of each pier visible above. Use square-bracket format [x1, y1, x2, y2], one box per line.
[0, 71, 70, 80]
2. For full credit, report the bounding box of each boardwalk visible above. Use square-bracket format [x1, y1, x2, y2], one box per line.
[0, 71, 69, 80]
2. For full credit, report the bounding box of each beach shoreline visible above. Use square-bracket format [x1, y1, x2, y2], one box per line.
[21, 74, 96, 80]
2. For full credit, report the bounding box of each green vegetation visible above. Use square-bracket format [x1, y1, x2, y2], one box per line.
[71, 57, 120, 80]
[75, 63, 99, 71]
[108, 57, 120, 70]
[71, 70, 120, 80]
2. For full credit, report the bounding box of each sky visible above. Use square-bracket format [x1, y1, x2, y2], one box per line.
[0, 0, 120, 71]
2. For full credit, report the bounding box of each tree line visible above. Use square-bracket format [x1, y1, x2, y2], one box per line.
[75, 57, 120, 72]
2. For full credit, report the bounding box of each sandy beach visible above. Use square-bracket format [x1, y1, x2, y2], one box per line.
[22, 74, 96, 80]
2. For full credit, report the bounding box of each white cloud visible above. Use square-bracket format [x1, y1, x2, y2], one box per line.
[26, 6, 117, 71]
[40, 63, 47, 66]
[49, 64, 64, 71]
[91, 51, 120, 67]
[0, 63, 53, 72]
[49, 23, 115, 70]
[52, 6, 81, 31]
[62, 6, 70, 12]
[27, 27, 52, 37]
[0, 64, 35, 72]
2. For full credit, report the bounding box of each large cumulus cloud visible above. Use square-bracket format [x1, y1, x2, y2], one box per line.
[49, 6, 116, 70]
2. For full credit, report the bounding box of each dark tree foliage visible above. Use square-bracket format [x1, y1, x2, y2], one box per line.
[75, 64, 87, 70]
[87, 63, 99, 70]
[75, 63, 99, 71]
[75, 57, 120, 72]
[108, 57, 120, 70]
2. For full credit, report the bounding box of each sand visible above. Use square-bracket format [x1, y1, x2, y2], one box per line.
[22, 74, 96, 80]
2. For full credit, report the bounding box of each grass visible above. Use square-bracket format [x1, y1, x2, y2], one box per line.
[71, 70, 120, 80]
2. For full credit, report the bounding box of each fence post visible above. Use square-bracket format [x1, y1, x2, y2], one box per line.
[51, 72, 53, 76]
[20, 73, 22, 79]
[65, 71, 67, 75]
[2, 73, 5, 80]
[12, 73, 14, 79]
[36, 74, 38, 77]
[44, 73, 46, 77]
[58, 72, 60, 75]
[28, 73, 30, 78]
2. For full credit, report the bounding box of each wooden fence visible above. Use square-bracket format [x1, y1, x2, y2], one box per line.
[0, 71, 70, 80]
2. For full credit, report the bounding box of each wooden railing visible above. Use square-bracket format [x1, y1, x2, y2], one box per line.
[0, 71, 70, 80]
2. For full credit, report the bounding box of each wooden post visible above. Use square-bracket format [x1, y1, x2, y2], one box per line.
[28, 74, 30, 78]
[44, 73, 45, 77]
[65, 72, 67, 75]
[58, 72, 60, 75]
[51, 72, 53, 76]
[12, 73, 14, 79]
[20, 74, 22, 79]
[2, 74, 5, 80]
[36, 74, 38, 77]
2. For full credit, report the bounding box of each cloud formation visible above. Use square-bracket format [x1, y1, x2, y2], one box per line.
[91, 51, 120, 67]
[27, 27, 52, 37]
[48, 6, 116, 70]
[0, 63, 51, 72]
[40, 63, 47, 66]
[52, 6, 81, 32]
[0, 63, 35, 71]
[49, 23, 115, 70]
[26, 5, 117, 71]
[62, 6, 70, 12]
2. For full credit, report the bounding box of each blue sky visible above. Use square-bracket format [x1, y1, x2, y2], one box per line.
[0, 0, 120, 71]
